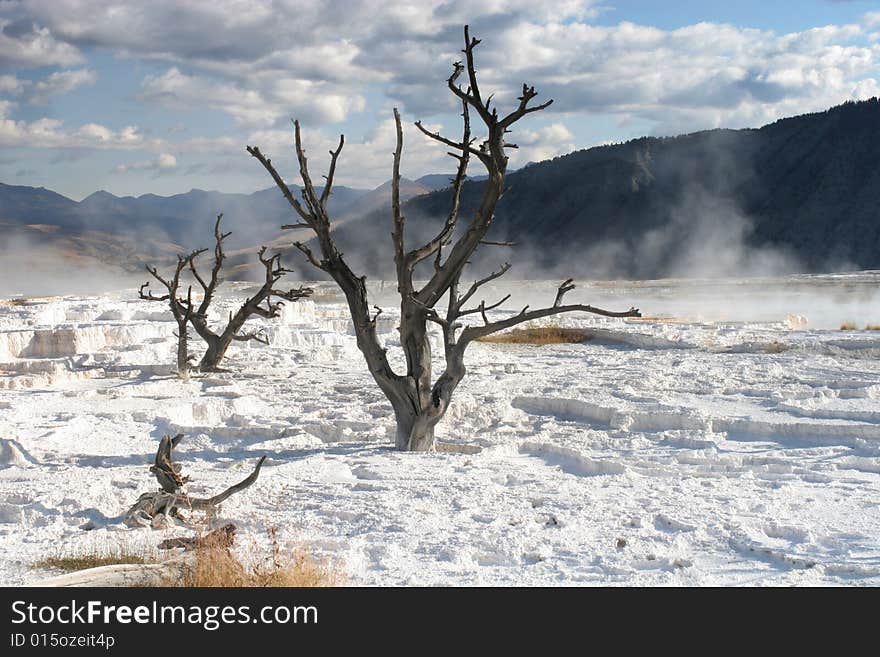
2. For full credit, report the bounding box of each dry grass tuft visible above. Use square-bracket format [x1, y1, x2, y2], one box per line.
[763, 341, 788, 354]
[840, 322, 858, 330]
[865, 325, 880, 331]
[478, 326, 593, 345]
[32, 527, 338, 587]
[34, 551, 149, 573]
[164, 527, 338, 588]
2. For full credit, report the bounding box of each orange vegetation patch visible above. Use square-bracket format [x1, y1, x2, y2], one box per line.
[160, 528, 340, 588]
[477, 327, 593, 345]
[625, 316, 690, 324]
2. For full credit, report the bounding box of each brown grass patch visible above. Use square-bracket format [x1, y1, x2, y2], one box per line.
[763, 341, 788, 354]
[865, 325, 880, 331]
[34, 551, 149, 573]
[625, 316, 688, 324]
[840, 322, 858, 330]
[1, 296, 61, 306]
[163, 528, 339, 588]
[33, 527, 338, 587]
[477, 326, 592, 345]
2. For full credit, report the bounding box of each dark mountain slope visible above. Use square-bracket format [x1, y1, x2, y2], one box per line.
[332, 98, 880, 279]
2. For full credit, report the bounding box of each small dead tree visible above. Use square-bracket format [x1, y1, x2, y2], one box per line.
[248, 26, 640, 452]
[140, 214, 313, 373]
[124, 433, 265, 528]
[139, 252, 202, 376]
[185, 214, 313, 371]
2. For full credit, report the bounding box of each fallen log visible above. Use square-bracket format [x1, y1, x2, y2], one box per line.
[32, 556, 192, 587]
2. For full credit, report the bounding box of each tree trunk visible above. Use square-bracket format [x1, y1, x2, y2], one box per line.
[176, 321, 190, 376]
[395, 306, 439, 452]
[198, 336, 230, 372]
[394, 406, 436, 452]
[194, 306, 251, 371]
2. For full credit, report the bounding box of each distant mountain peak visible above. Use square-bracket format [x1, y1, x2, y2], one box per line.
[81, 190, 117, 202]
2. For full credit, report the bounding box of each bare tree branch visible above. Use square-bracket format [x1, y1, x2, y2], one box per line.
[138, 281, 169, 302]
[320, 134, 345, 207]
[391, 107, 406, 275]
[459, 293, 511, 318]
[455, 262, 512, 313]
[458, 279, 640, 344]
[232, 329, 269, 345]
[554, 278, 576, 307]
[499, 83, 554, 128]
[408, 100, 473, 270]
[246, 145, 312, 225]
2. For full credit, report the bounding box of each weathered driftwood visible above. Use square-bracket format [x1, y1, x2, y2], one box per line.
[151, 432, 189, 493]
[124, 434, 265, 528]
[33, 556, 192, 587]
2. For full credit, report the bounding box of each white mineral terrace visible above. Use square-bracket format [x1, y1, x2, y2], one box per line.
[1, 275, 879, 585]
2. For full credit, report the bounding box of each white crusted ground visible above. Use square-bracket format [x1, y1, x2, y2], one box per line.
[1, 273, 879, 586]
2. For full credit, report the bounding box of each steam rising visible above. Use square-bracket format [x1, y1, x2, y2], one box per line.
[567, 189, 802, 281]
[0, 234, 139, 297]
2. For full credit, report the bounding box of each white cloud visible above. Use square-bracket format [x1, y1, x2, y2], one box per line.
[115, 152, 177, 173]
[30, 68, 96, 103]
[139, 67, 365, 127]
[508, 123, 576, 165]
[0, 69, 97, 104]
[0, 74, 24, 94]
[0, 104, 148, 149]
[0, 18, 83, 68]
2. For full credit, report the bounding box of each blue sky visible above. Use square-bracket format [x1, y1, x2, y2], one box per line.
[1, 1, 879, 199]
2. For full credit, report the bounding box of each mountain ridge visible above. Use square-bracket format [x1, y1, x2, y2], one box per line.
[3, 98, 880, 280]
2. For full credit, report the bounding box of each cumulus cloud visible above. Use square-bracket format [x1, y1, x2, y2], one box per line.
[115, 152, 177, 174]
[508, 123, 576, 166]
[0, 68, 97, 104]
[29, 68, 96, 103]
[139, 66, 365, 127]
[0, 17, 83, 68]
[0, 73, 23, 94]
[0, 100, 148, 149]
[476, 19, 880, 136]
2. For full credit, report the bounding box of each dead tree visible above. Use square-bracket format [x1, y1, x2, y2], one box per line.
[140, 214, 313, 373]
[124, 433, 265, 528]
[248, 26, 640, 452]
[139, 252, 202, 376]
[186, 214, 313, 371]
